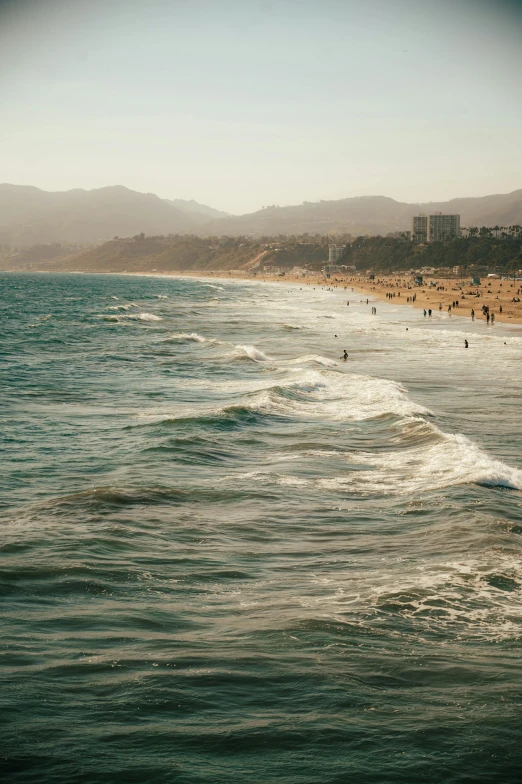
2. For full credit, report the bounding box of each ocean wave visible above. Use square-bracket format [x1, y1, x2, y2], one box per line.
[129, 312, 163, 322]
[233, 344, 270, 362]
[303, 551, 522, 643]
[22, 484, 265, 513]
[165, 332, 206, 342]
[108, 302, 138, 311]
[282, 354, 338, 367]
[134, 403, 270, 430]
[98, 311, 162, 323]
[318, 426, 522, 495]
[134, 370, 431, 428]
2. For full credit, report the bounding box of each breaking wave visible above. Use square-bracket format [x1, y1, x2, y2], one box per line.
[166, 332, 206, 342]
[134, 369, 432, 428]
[130, 312, 163, 322]
[232, 344, 270, 362]
[282, 354, 338, 367]
[295, 421, 522, 495]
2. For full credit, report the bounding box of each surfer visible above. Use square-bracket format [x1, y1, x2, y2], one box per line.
[464, 339, 469, 348]
[340, 350, 348, 360]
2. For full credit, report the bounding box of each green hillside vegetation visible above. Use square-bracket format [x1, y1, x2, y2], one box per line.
[343, 231, 522, 273]
[2, 227, 521, 275]
[266, 239, 331, 267]
[55, 235, 267, 272]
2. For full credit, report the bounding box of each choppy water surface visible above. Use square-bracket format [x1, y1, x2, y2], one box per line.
[1, 272, 522, 783]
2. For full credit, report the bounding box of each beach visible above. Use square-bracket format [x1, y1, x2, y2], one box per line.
[249, 271, 522, 326]
[149, 267, 522, 326]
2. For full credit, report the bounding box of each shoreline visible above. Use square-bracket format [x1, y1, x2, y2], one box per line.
[9, 266, 522, 326]
[128, 268, 522, 327]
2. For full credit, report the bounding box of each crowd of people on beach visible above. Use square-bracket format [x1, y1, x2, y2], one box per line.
[267, 273, 519, 360]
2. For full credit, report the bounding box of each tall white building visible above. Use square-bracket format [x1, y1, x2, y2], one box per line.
[412, 213, 460, 243]
[428, 213, 460, 242]
[412, 214, 428, 244]
[328, 244, 346, 264]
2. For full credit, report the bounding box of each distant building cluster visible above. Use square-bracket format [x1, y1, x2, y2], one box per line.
[328, 244, 346, 264]
[412, 212, 460, 244]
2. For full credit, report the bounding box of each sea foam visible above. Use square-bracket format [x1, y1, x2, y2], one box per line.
[233, 344, 270, 362]
[167, 332, 206, 342]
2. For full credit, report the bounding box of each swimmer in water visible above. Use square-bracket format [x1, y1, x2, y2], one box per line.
[340, 350, 348, 360]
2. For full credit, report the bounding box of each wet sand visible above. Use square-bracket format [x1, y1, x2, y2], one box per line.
[234, 271, 522, 326]
[110, 268, 522, 327]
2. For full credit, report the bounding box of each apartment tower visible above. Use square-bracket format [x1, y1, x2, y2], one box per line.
[412, 212, 460, 243]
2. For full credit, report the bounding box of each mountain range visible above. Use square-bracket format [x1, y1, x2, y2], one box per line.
[200, 192, 522, 236]
[0, 185, 225, 247]
[1, 184, 522, 247]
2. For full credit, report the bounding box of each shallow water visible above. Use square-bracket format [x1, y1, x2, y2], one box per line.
[1, 272, 522, 783]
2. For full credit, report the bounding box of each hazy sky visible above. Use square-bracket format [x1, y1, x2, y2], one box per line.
[1, 0, 521, 213]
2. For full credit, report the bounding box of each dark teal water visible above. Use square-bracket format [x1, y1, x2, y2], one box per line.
[2, 272, 522, 783]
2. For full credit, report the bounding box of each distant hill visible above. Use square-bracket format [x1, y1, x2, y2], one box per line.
[199, 191, 522, 236]
[0, 185, 198, 247]
[28, 235, 268, 273]
[2, 184, 521, 246]
[0, 243, 82, 271]
[167, 199, 230, 223]
[5, 231, 521, 277]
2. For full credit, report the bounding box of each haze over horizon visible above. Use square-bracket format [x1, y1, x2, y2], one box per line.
[1, 0, 522, 213]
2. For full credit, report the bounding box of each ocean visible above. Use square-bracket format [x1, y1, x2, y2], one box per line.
[1, 272, 522, 783]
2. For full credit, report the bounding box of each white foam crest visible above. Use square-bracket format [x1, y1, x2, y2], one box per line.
[319, 428, 522, 495]
[282, 354, 338, 367]
[135, 369, 415, 424]
[234, 344, 270, 362]
[306, 372, 431, 421]
[167, 332, 206, 342]
[129, 312, 163, 322]
[107, 303, 135, 311]
[199, 370, 429, 422]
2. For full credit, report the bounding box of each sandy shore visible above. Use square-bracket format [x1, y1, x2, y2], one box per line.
[197, 269, 522, 327]
[83, 267, 522, 327]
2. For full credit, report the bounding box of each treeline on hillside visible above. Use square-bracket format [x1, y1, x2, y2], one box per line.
[29, 234, 336, 273]
[342, 234, 522, 273]
[40, 235, 267, 272]
[2, 230, 522, 274]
